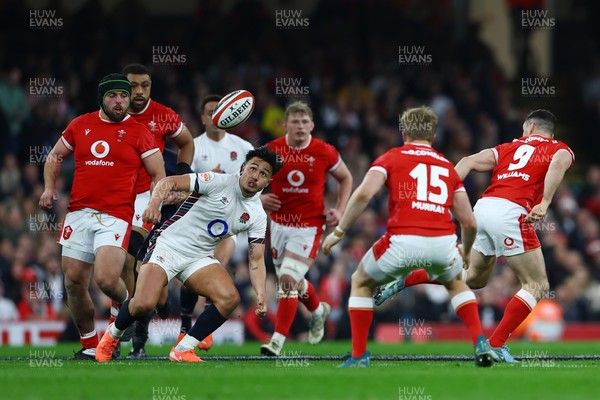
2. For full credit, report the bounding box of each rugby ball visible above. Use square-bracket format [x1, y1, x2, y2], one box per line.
[211, 90, 255, 129]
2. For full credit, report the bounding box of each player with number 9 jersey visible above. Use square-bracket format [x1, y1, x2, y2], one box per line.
[482, 134, 574, 212]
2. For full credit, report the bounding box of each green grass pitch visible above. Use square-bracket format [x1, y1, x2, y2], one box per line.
[0, 341, 598, 400]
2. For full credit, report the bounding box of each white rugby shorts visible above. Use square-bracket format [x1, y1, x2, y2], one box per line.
[361, 234, 462, 284]
[143, 238, 219, 283]
[269, 220, 324, 264]
[131, 190, 154, 232]
[473, 197, 540, 257]
[58, 208, 131, 263]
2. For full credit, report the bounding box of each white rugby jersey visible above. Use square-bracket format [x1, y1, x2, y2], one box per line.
[191, 132, 254, 174]
[150, 172, 267, 257]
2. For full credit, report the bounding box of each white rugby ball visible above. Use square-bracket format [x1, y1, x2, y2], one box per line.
[211, 90, 255, 129]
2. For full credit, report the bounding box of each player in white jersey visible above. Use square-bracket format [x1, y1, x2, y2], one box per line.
[191, 94, 255, 175]
[96, 146, 283, 362]
[174, 94, 256, 349]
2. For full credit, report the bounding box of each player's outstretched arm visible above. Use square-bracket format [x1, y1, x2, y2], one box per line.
[525, 149, 573, 223]
[247, 241, 267, 318]
[322, 169, 385, 255]
[450, 191, 477, 267]
[173, 124, 195, 174]
[142, 151, 166, 193]
[142, 174, 192, 224]
[40, 139, 72, 209]
[454, 149, 497, 180]
[326, 161, 353, 226]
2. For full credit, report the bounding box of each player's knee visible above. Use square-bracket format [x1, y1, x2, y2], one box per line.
[132, 297, 158, 315]
[279, 274, 299, 293]
[278, 258, 309, 291]
[524, 279, 549, 301]
[215, 290, 240, 314]
[64, 275, 84, 291]
[64, 280, 86, 299]
[466, 274, 486, 289]
[95, 274, 120, 294]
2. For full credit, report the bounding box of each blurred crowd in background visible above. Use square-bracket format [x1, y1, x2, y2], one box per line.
[0, 0, 600, 340]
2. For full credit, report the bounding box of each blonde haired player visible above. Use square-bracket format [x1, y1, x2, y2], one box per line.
[260, 101, 353, 356]
[322, 106, 493, 367]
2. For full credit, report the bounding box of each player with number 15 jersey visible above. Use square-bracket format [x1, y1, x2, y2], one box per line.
[370, 143, 465, 237]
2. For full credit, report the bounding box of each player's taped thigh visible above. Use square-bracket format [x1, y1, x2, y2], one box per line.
[278, 257, 310, 284]
[128, 229, 146, 258]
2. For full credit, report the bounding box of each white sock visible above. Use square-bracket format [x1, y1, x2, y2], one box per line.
[516, 289, 537, 309]
[82, 348, 96, 356]
[450, 291, 476, 311]
[271, 332, 286, 346]
[348, 296, 374, 309]
[81, 330, 96, 339]
[175, 334, 200, 352]
[109, 323, 124, 339]
[312, 303, 324, 318]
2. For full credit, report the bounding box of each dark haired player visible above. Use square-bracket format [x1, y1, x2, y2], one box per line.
[39, 73, 165, 359]
[96, 147, 282, 362]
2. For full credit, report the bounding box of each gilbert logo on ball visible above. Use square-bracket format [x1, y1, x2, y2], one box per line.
[212, 90, 255, 129]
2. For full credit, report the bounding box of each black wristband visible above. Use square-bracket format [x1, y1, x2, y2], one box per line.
[176, 162, 192, 175]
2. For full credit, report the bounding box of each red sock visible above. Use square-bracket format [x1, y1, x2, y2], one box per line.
[348, 297, 374, 358]
[274, 294, 299, 337]
[454, 300, 483, 345]
[405, 269, 438, 287]
[80, 331, 98, 349]
[299, 280, 320, 312]
[489, 289, 536, 348]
